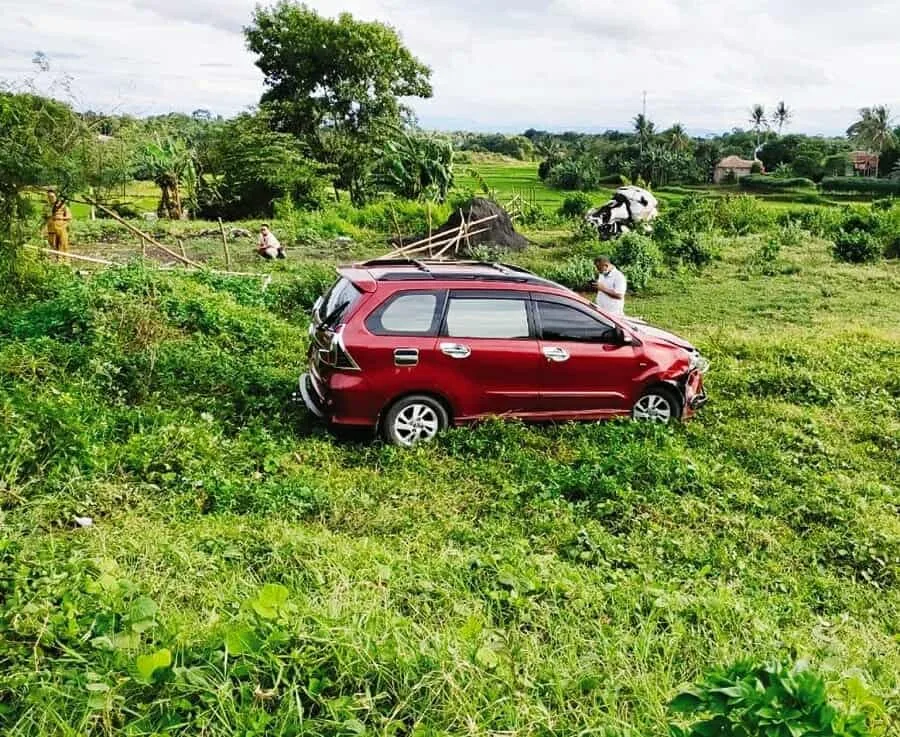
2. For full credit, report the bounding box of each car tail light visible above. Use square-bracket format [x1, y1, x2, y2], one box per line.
[319, 325, 360, 371]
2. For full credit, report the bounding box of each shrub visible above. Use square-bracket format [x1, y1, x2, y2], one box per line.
[832, 229, 882, 263]
[659, 230, 718, 268]
[541, 256, 595, 291]
[821, 177, 900, 196]
[745, 234, 783, 276]
[714, 194, 774, 235]
[738, 174, 816, 192]
[776, 208, 843, 238]
[557, 193, 594, 219]
[611, 232, 661, 291]
[669, 660, 878, 737]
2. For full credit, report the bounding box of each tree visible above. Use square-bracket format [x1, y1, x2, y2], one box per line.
[773, 101, 792, 134]
[632, 114, 656, 153]
[197, 113, 328, 219]
[749, 105, 768, 152]
[665, 123, 691, 152]
[245, 3, 433, 205]
[138, 135, 197, 219]
[374, 127, 454, 202]
[847, 106, 896, 175]
[0, 91, 91, 261]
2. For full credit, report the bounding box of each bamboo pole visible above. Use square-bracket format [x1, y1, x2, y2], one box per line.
[78, 198, 201, 267]
[23, 244, 120, 266]
[177, 239, 187, 259]
[385, 226, 491, 259]
[389, 212, 499, 253]
[217, 218, 232, 269]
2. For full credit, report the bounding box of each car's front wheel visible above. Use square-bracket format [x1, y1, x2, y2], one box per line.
[632, 387, 680, 424]
[382, 395, 449, 447]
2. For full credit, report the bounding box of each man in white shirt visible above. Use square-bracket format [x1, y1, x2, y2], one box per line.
[593, 255, 627, 315]
[257, 224, 285, 260]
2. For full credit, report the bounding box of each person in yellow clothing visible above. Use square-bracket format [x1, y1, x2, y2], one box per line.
[45, 189, 72, 260]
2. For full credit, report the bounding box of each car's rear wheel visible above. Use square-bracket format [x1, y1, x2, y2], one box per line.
[632, 386, 680, 424]
[382, 395, 449, 447]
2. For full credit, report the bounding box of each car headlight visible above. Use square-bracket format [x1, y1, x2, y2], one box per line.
[689, 351, 710, 374]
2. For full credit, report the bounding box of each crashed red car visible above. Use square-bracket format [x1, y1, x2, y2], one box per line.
[298, 259, 708, 446]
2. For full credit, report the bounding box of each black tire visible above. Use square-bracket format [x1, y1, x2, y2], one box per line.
[632, 386, 681, 424]
[381, 395, 449, 447]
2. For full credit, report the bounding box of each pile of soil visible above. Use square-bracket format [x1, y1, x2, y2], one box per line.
[396, 198, 529, 255]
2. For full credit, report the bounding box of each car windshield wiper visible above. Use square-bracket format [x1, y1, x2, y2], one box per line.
[319, 300, 350, 330]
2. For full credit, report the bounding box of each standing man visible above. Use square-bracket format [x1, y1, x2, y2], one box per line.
[593, 255, 627, 315]
[46, 189, 72, 260]
[256, 224, 285, 260]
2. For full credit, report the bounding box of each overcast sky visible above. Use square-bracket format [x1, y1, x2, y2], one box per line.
[2, 0, 898, 135]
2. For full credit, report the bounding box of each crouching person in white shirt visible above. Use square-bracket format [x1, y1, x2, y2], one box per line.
[593, 255, 627, 315]
[256, 224, 285, 260]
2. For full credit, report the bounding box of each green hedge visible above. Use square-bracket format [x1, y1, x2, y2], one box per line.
[738, 175, 816, 192]
[820, 177, 900, 195]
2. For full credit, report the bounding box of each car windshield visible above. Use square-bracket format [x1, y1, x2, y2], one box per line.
[317, 277, 362, 327]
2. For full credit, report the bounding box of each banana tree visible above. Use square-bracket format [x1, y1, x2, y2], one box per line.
[374, 128, 454, 202]
[139, 135, 197, 219]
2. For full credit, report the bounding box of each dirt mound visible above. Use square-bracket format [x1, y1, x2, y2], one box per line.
[397, 198, 529, 254]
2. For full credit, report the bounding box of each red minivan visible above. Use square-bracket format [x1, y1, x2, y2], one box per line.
[298, 259, 707, 446]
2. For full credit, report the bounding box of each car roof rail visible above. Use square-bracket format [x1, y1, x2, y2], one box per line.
[358, 257, 431, 272]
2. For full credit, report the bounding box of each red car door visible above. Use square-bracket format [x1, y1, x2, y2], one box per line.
[534, 297, 644, 416]
[437, 290, 543, 420]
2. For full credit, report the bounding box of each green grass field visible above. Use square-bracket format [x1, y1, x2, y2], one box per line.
[5, 157, 900, 735]
[3, 205, 899, 735]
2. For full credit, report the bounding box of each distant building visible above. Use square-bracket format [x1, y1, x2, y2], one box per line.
[713, 155, 759, 184]
[848, 151, 878, 177]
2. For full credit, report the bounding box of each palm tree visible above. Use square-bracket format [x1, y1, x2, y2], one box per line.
[749, 105, 768, 153]
[632, 113, 655, 153]
[773, 101, 792, 134]
[847, 106, 896, 176]
[666, 123, 690, 152]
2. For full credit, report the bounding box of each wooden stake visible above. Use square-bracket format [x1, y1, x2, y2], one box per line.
[217, 218, 232, 269]
[178, 239, 187, 259]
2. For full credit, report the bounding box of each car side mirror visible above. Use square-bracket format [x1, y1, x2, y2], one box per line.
[599, 327, 632, 345]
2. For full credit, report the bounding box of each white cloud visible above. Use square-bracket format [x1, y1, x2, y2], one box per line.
[0, 0, 898, 133]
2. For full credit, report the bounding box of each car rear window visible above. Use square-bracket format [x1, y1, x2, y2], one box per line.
[317, 277, 362, 327]
[366, 291, 442, 335]
[444, 297, 530, 339]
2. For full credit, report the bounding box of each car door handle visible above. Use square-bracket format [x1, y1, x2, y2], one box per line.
[394, 348, 419, 366]
[440, 342, 471, 359]
[543, 346, 570, 362]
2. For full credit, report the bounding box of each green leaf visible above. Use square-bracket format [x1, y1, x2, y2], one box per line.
[135, 648, 172, 682]
[475, 646, 499, 669]
[670, 690, 704, 713]
[224, 625, 262, 656]
[251, 583, 290, 620]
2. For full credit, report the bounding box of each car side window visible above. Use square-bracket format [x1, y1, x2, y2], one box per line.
[444, 297, 531, 339]
[538, 301, 614, 342]
[366, 292, 442, 336]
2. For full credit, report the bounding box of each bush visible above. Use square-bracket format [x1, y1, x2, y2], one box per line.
[714, 194, 774, 235]
[776, 208, 843, 238]
[738, 174, 816, 192]
[557, 193, 594, 219]
[669, 660, 879, 737]
[832, 229, 882, 263]
[611, 232, 661, 291]
[659, 230, 718, 268]
[540, 256, 595, 291]
[821, 177, 900, 196]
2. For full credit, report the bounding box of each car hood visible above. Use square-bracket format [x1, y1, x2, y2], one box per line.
[625, 318, 696, 351]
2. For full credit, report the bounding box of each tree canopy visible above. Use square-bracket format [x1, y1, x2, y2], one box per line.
[245, 2, 433, 205]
